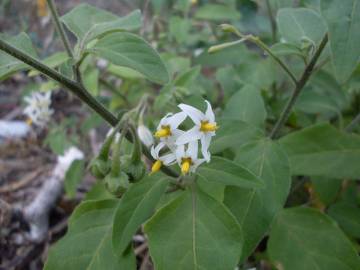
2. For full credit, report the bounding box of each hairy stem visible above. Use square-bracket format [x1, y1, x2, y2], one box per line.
[269, 34, 328, 139]
[0, 38, 178, 178]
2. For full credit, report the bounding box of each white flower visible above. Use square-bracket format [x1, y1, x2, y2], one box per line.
[176, 140, 205, 175]
[54, 146, 84, 178]
[150, 142, 176, 173]
[176, 100, 217, 162]
[23, 91, 53, 127]
[154, 112, 186, 148]
[137, 124, 154, 147]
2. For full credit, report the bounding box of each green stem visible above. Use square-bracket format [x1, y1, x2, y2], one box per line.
[269, 34, 328, 139]
[265, 0, 277, 42]
[128, 124, 142, 163]
[249, 36, 297, 85]
[99, 77, 129, 106]
[0, 38, 178, 178]
[345, 113, 360, 132]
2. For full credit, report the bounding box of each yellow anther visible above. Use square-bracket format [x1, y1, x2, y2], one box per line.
[155, 125, 172, 138]
[181, 158, 192, 175]
[26, 118, 33, 126]
[190, 0, 198, 5]
[200, 121, 218, 132]
[151, 160, 162, 174]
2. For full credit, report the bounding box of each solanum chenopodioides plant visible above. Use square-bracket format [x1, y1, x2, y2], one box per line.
[1, 0, 360, 270]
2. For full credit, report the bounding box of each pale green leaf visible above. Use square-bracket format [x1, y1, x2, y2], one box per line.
[44, 200, 136, 270]
[28, 52, 69, 77]
[112, 176, 168, 254]
[279, 123, 360, 179]
[195, 4, 241, 21]
[145, 185, 242, 270]
[222, 85, 267, 128]
[89, 32, 169, 84]
[224, 139, 291, 262]
[277, 8, 326, 46]
[268, 207, 360, 270]
[197, 156, 263, 189]
[61, 4, 141, 48]
[321, 0, 360, 83]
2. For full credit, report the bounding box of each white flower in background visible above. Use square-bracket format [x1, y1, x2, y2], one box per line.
[176, 140, 205, 175]
[150, 142, 176, 174]
[137, 124, 154, 147]
[23, 91, 53, 127]
[154, 112, 186, 147]
[176, 100, 217, 162]
[54, 147, 84, 178]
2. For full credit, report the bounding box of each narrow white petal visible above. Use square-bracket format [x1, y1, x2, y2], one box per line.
[161, 153, 177, 165]
[178, 104, 204, 125]
[191, 158, 206, 173]
[205, 100, 215, 122]
[154, 142, 165, 157]
[187, 140, 198, 160]
[158, 113, 173, 129]
[175, 126, 202, 145]
[150, 145, 157, 159]
[200, 135, 211, 162]
[169, 112, 187, 129]
[175, 144, 185, 164]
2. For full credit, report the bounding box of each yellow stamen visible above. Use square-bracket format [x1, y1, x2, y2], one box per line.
[200, 121, 218, 132]
[181, 158, 192, 175]
[26, 118, 33, 126]
[154, 125, 172, 138]
[37, 0, 48, 17]
[151, 160, 162, 174]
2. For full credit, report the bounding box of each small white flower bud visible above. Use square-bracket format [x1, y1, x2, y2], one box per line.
[137, 125, 154, 147]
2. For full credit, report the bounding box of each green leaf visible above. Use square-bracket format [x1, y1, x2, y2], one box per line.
[210, 119, 263, 153]
[195, 4, 241, 21]
[169, 16, 191, 44]
[222, 85, 267, 128]
[44, 200, 136, 270]
[311, 177, 342, 205]
[277, 8, 326, 46]
[0, 32, 38, 80]
[197, 156, 263, 189]
[28, 52, 69, 77]
[89, 32, 169, 84]
[112, 176, 168, 255]
[268, 207, 360, 270]
[83, 68, 99, 96]
[144, 185, 242, 270]
[224, 139, 291, 262]
[321, 0, 360, 83]
[61, 4, 141, 49]
[271, 42, 305, 58]
[328, 202, 360, 238]
[279, 123, 360, 179]
[64, 159, 85, 198]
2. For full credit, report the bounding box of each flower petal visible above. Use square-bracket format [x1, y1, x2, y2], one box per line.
[200, 135, 211, 162]
[175, 144, 185, 164]
[175, 126, 202, 145]
[187, 140, 198, 160]
[161, 153, 177, 165]
[168, 112, 187, 129]
[158, 113, 173, 129]
[191, 158, 206, 173]
[150, 145, 157, 159]
[178, 104, 204, 125]
[205, 100, 215, 122]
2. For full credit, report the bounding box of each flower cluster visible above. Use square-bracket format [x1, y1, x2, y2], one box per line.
[23, 91, 53, 127]
[150, 100, 217, 175]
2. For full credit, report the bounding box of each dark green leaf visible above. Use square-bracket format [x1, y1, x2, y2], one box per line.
[321, 0, 360, 83]
[328, 202, 360, 238]
[44, 200, 136, 270]
[89, 32, 169, 84]
[197, 156, 263, 189]
[268, 207, 360, 270]
[145, 185, 242, 270]
[224, 139, 291, 262]
[195, 4, 241, 21]
[280, 123, 360, 179]
[64, 159, 85, 198]
[112, 176, 168, 254]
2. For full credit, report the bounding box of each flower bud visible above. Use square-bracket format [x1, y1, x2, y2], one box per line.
[121, 155, 146, 182]
[90, 158, 111, 179]
[137, 124, 154, 147]
[104, 172, 130, 197]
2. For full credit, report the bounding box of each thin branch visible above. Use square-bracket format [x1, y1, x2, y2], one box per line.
[0, 38, 178, 178]
[269, 34, 329, 139]
[265, 0, 277, 42]
[345, 113, 360, 132]
[46, 0, 83, 83]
